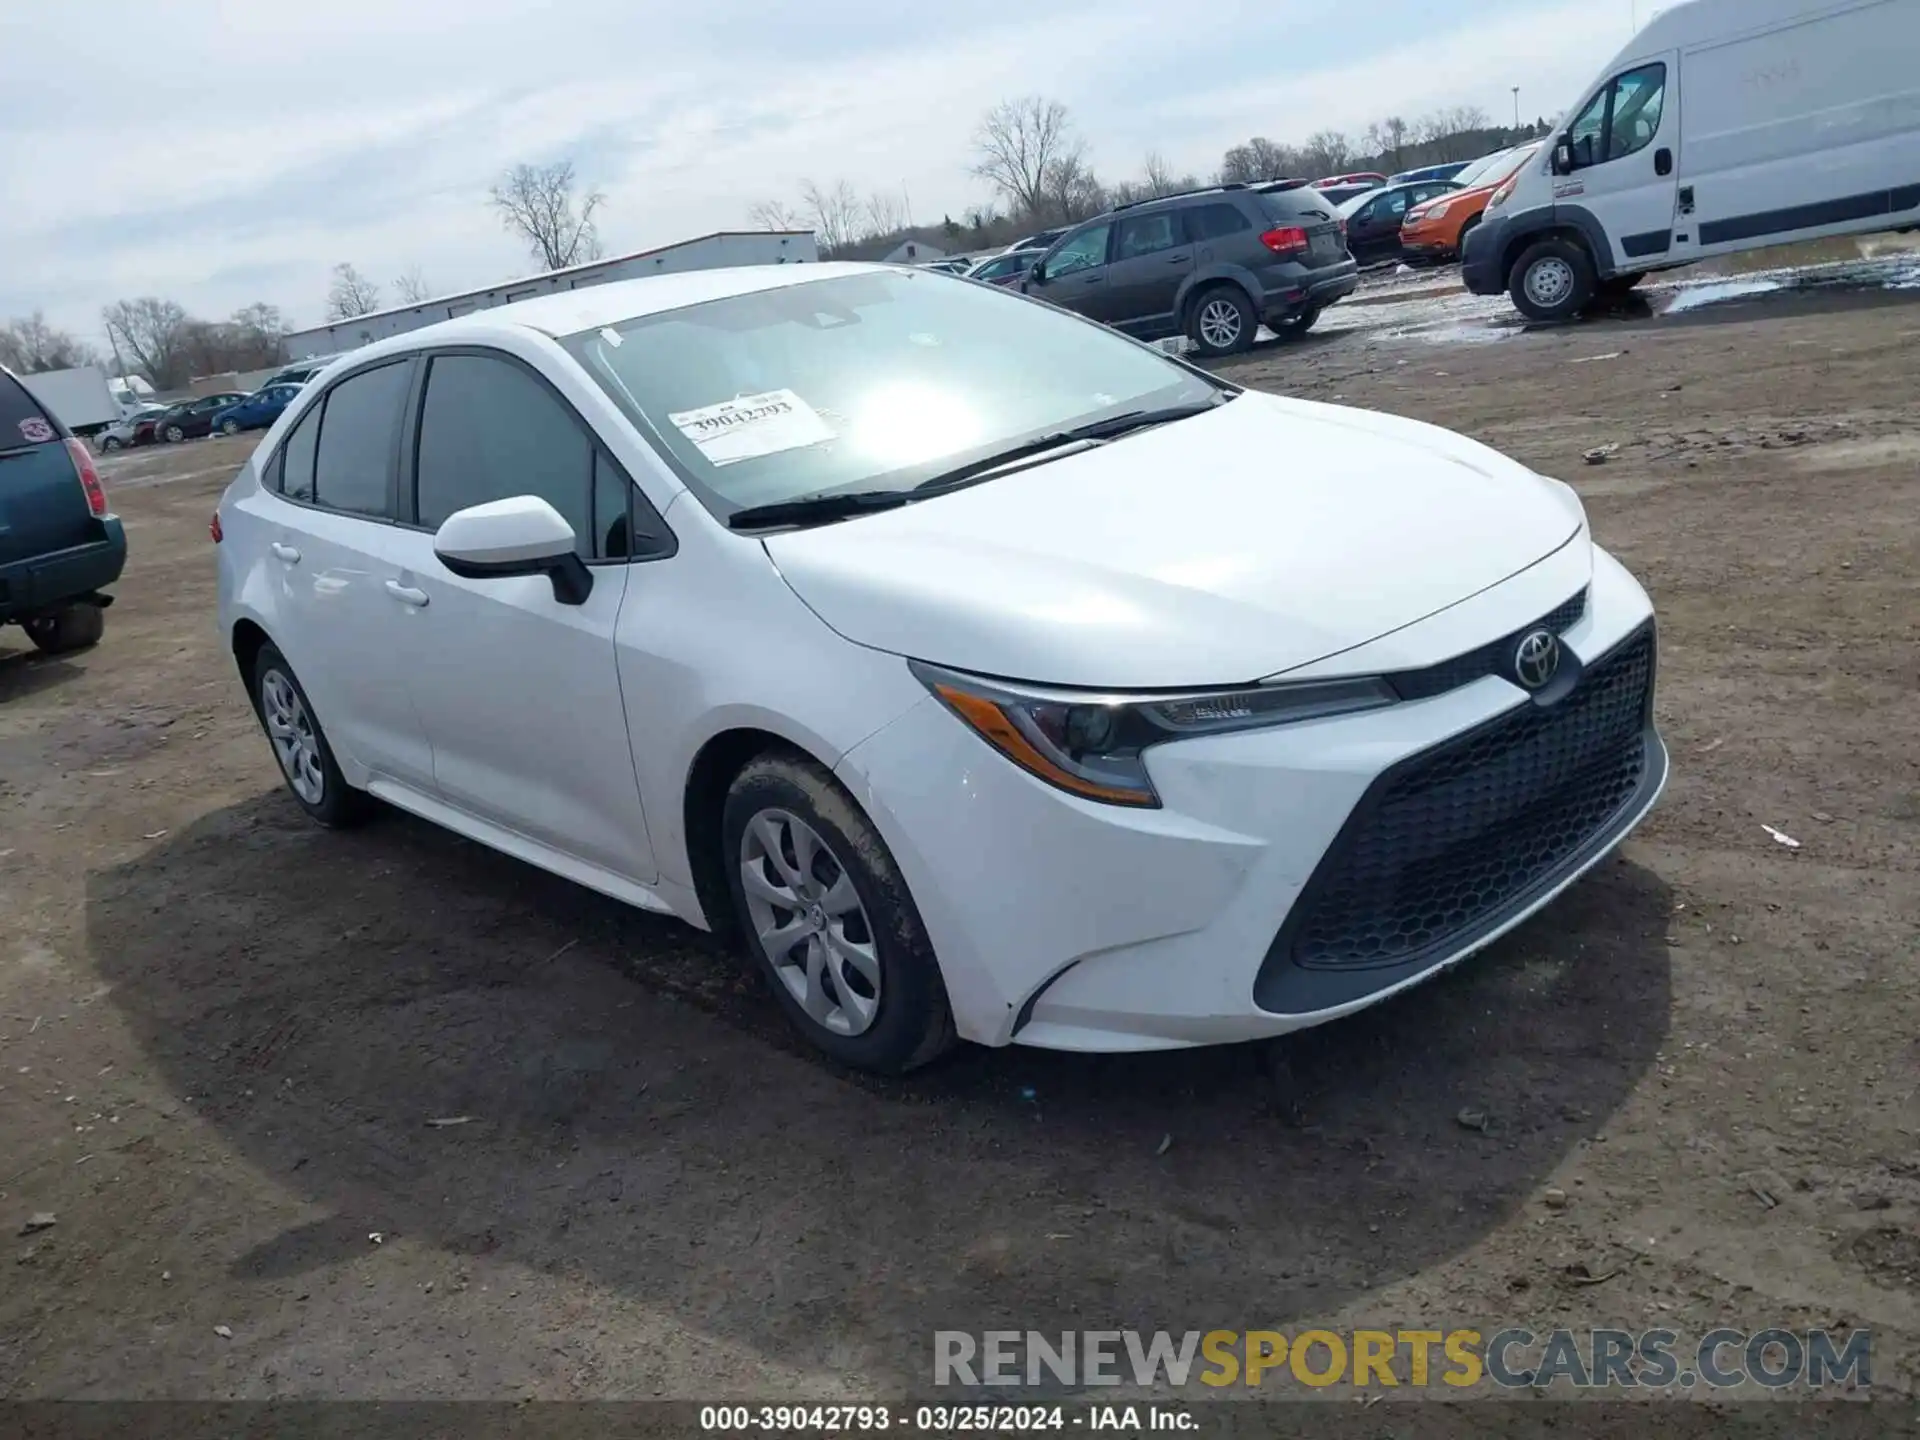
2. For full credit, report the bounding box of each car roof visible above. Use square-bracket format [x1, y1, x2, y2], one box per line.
[331, 261, 892, 368]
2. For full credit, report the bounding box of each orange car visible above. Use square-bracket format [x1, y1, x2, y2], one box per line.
[1400, 143, 1542, 260]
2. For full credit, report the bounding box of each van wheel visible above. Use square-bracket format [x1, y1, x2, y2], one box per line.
[24, 602, 105, 655]
[723, 752, 956, 1074]
[1187, 285, 1256, 357]
[1509, 239, 1597, 322]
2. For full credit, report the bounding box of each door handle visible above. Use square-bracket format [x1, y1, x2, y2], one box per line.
[384, 580, 429, 608]
[269, 541, 301, 564]
[1080, 275, 1102, 284]
[1655, 147, 1673, 177]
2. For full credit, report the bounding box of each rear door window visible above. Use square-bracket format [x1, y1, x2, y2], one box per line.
[312, 360, 412, 518]
[279, 404, 320, 500]
[1115, 212, 1183, 260]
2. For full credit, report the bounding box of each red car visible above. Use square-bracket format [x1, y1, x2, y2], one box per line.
[1314, 172, 1389, 190]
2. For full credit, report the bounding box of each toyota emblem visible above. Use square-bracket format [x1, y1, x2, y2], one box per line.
[1513, 629, 1561, 690]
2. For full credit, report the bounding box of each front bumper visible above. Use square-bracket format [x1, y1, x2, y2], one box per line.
[838, 541, 1664, 1052]
[0, 524, 127, 622]
[1461, 214, 1510, 294]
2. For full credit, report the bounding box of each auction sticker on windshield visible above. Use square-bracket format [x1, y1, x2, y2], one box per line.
[668, 389, 834, 467]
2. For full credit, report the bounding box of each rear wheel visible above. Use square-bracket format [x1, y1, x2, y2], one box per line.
[252, 644, 372, 828]
[23, 602, 104, 655]
[1187, 285, 1256, 357]
[1509, 238, 1597, 322]
[723, 752, 956, 1074]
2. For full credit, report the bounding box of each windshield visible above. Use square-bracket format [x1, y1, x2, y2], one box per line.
[1448, 148, 1517, 190]
[562, 270, 1222, 519]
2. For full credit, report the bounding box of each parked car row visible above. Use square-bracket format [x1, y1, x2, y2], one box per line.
[97, 382, 308, 450]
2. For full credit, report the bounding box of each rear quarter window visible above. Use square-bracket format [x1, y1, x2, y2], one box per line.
[0, 372, 58, 448]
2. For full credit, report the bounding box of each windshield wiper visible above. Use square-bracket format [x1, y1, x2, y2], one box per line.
[725, 395, 1234, 530]
[726, 489, 913, 530]
[912, 395, 1235, 496]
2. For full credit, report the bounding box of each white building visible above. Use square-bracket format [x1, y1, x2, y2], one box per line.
[283, 230, 818, 359]
[882, 240, 949, 265]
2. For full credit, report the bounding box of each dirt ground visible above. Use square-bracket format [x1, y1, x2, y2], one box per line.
[1, 288, 1916, 1406]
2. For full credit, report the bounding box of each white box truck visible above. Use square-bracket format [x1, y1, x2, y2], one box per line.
[1462, 0, 1920, 320]
[17, 366, 121, 435]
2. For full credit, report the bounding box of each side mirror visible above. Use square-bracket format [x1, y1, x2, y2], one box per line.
[1552, 138, 1575, 176]
[433, 495, 593, 605]
[1028, 263, 1048, 286]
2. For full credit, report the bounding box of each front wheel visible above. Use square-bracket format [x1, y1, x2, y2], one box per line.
[101, 436, 124, 451]
[163, 425, 184, 443]
[723, 752, 956, 1074]
[1509, 238, 1597, 322]
[221, 419, 240, 435]
[1187, 286, 1256, 357]
[252, 644, 372, 828]
[23, 602, 104, 654]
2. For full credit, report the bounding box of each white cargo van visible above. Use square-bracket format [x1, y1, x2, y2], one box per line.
[1462, 0, 1920, 320]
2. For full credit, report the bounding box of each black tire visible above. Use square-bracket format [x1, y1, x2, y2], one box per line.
[1508, 237, 1598, 322]
[1282, 306, 1323, 336]
[1455, 213, 1482, 256]
[722, 751, 956, 1074]
[101, 436, 124, 451]
[23, 602, 104, 654]
[1186, 284, 1257, 357]
[251, 643, 373, 828]
[163, 424, 184, 443]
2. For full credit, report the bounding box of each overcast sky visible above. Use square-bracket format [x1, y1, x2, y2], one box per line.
[0, 0, 1634, 346]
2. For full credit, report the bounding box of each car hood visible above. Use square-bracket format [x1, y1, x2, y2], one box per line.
[762, 391, 1586, 689]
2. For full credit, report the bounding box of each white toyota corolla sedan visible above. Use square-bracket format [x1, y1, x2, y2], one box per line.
[215, 261, 1668, 1073]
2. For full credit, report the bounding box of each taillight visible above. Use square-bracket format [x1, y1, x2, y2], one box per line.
[209, 511, 224, 543]
[64, 438, 109, 518]
[1260, 225, 1310, 256]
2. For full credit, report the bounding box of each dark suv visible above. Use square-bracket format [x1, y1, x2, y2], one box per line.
[1019, 184, 1358, 356]
[1, 366, 125, 655]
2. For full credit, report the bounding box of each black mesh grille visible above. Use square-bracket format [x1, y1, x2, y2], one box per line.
[1389, 588, 1588, 702]
[1289, 626, 1654, 971]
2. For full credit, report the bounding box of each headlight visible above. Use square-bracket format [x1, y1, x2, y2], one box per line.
[1426, 200, 1455, 220]
[911, 661, 1396, 808]
[1488, 179, 1516, 210]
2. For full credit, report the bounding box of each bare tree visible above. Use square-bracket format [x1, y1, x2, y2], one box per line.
[1299, 129, 1356, 177]
[0, 312, 98, 373]
[1218, 136, 1301, 185]
[1414, 105, 1493, 161]
[748, 199, 803, 231]
[393, 268, 433, 304]
[101, 297, 191, 387]
[972, 97, 1082, 220]
[490, 160, 606, 271]
[865, 189, 910, 238]
[1363, 116, 1412, 172]
[325, 263, 383, 322]
[799, 178, 865, 255]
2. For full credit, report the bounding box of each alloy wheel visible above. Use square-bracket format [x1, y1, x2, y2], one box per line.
[739, 808, 881, 1036]
[1198, 298, 1243, 350]
[260, 669, 325, 805]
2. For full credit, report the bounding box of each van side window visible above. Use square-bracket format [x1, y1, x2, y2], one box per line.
[1568, 62, 1667, 169]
